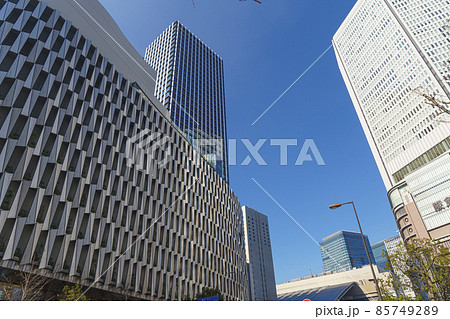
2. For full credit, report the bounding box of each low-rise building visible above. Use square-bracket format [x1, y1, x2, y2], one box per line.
[277, 265, 389, 301]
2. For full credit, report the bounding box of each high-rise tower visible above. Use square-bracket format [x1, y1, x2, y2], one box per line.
[145, 21, 229, 182]
[242, 206, 277, 301]
[334, 0, 450, 246]
[320, 231, 375, 273]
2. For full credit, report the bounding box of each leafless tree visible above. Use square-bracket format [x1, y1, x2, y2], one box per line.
[413, 88, 450, 115]
[0, 278, 16, 301]
[0, 267, 52, 301]
[415, 19, 450, 123]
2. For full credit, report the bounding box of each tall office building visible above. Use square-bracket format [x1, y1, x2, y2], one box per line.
[242, 206, 277, 301]
[277, 265, 388, 301]
[334, 0, 450, 246]
[320, 231, 375, 273]
[0, 0, 248, 300]
[144, 21, 229, 182]
[372, 235, 402, 272]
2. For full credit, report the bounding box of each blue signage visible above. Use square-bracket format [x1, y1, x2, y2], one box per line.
[197, 295, 219, 301]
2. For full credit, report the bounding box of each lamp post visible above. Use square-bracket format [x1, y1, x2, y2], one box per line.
[329, 201, 383, 301]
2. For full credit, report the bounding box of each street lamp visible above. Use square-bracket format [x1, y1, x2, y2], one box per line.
[329, 201, 383, 301]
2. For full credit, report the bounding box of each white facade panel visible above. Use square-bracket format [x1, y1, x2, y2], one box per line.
[404, 153, 450, 231]
[333, 0, 450, 189]
[242, 206, 277, 301]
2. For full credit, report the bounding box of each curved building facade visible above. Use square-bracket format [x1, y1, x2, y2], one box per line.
[0, 0, 248, 300]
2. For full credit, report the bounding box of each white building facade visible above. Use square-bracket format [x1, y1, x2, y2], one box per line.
[242, 206, 277, 301]
[334, 0, 450, 246]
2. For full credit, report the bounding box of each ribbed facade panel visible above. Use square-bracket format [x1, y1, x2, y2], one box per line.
[404, 153, 450, 231]
[333, 0, 450, 188]
[0, 0, 248, 300]
[320, 231, 375, 273]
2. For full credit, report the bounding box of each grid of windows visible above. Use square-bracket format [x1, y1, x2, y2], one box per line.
[333, 0, 450, 188]
[242, 206, 277, 301]
[390, 0, 450, 87]
[402, 153, 450, 231]
[371, 241, 388, 272]
[144, 22, 229, 182]
[320, 231, 375, 273]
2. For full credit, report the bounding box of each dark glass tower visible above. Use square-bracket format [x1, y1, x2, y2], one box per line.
[320, 231, 375, 272]
[145, 21, 229, 182]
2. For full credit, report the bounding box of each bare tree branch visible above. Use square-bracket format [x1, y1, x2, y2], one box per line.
[413, 87, 450, 116]
[0, 267, 52, 301]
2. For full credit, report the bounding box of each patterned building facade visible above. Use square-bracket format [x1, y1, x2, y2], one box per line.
[0, 0, 248, 300]
[371, 240, 388, 273]
[144, 21, 229, 182]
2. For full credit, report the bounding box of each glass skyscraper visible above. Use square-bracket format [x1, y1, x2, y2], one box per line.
[371, 241, 388, 272]
[320, 231, 375, 272]
[144, 21, 229, 182]
[333, 0, 450, 246]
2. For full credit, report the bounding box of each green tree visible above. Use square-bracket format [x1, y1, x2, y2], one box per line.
[194, 287, 223, 301]
[379, 238, 450, 301]
[58, 284, 88, 301]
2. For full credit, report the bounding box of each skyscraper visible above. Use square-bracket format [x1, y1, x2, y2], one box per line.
[144, 21, 229, 182]
[378, 235, 416, 298]
[320, 231, 375, 272]
[384, 234, 402, 256]
[0, 0, 248, 300]
[334, 0, 450, 246]
[371, 241, 389, 273]
[242, 206, 277, 301]
[372, 235, 402, 273]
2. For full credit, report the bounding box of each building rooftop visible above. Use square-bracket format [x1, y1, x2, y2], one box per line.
[321, 230, 362, 242]
[278, 282, 355, 301]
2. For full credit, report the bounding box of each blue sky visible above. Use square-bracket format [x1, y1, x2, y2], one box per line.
[99, 0, 398, 284]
